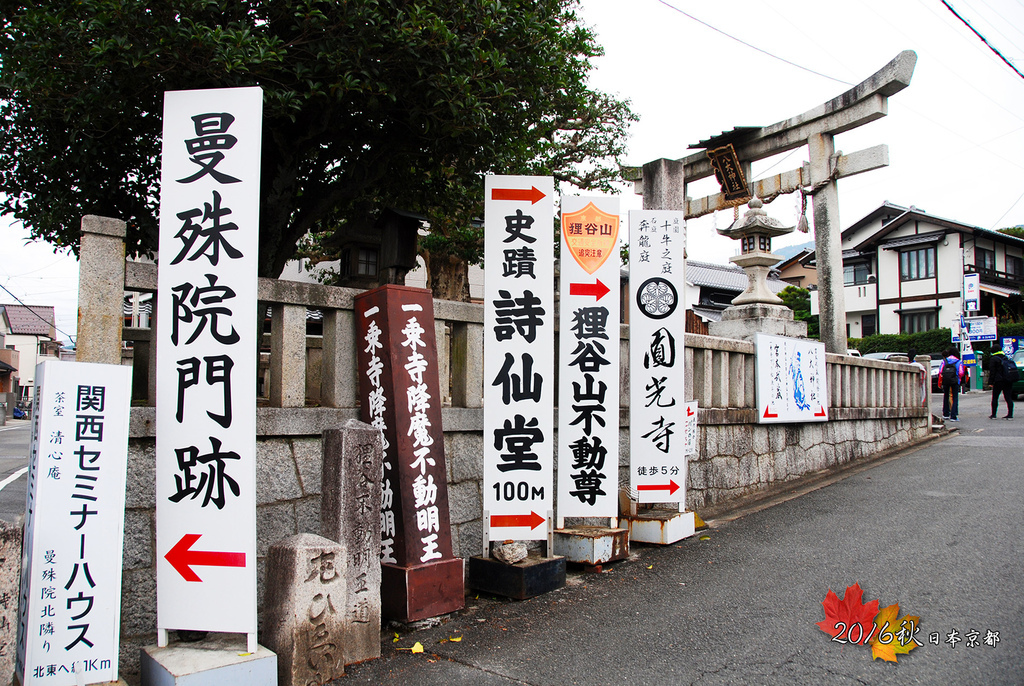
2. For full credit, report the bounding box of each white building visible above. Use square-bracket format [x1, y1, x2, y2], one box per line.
[0, 304, 60, 402]
[810, 203, 1024, 338]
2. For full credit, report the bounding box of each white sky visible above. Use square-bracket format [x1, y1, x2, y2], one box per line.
[3, 0, 1023, 344]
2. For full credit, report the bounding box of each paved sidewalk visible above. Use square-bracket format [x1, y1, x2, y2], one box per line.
[338, 391, 1022, 685]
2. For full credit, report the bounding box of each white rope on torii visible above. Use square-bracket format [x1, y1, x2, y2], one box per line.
[630, 50, 918, 354]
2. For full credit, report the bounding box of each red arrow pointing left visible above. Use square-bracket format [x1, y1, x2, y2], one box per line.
[490, 511, 546, 530]
[165, 533, 246, 582]
[637, 480, 680, 495]
[569, 279, 611, 301]
[491, 186, 546, 204]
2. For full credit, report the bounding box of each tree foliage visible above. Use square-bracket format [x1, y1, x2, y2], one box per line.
[0, 0, 635, 285]
[777, 285, 819, 338]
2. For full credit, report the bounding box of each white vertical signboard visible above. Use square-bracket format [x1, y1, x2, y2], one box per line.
[557, 197, 620, 518]
[755, 333, 828, 423]
[155, 87, 262, 645]
[16, 361, 131, 685]
[483, 176, 555, 540]
[629, 211, 687, 504]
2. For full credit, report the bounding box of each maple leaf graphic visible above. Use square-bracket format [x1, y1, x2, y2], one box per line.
[870, 603, 921, 662]
[816, 582, 880, 645]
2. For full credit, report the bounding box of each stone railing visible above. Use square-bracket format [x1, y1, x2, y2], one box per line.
[74, 216, 931, 676]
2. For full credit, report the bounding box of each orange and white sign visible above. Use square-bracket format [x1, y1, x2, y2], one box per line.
[561, 202, 619, 274]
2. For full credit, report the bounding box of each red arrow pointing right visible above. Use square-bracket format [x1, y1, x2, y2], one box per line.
[569, 279, 611, 301]
[491, 186, 546, 204]
[637, 480, 680, 495]
[165, 533, 246, 582]
[490, 511, 546, 530]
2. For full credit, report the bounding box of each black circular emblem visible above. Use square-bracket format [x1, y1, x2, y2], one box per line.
[636, 277, 678, 319]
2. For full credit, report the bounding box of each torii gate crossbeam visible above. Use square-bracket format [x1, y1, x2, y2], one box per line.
[632, 50, 917, 354]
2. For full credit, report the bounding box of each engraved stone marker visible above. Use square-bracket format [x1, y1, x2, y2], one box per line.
[320, 419, 383, 665]
[263, 534, 347, 686]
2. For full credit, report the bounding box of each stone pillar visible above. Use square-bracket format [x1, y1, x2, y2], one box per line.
[320, 420, 383, 665]
[76, 215, 126, 365]
[270, 303, 307, 407]
[0, 520, 21, 683]
[263, 534, 348, 686]
[808, 133, 848, 354]
[641, 158, 686, 211]
[321, 309, 357, 408]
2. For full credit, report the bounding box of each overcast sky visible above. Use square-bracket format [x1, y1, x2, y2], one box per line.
[2, 0, 1023, 344]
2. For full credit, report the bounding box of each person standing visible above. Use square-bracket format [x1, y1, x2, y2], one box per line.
[988, 349, 1015, 420]
[939, 349, 965, 421]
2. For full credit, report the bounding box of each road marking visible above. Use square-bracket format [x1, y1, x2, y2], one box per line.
[0, 467, 28, 493]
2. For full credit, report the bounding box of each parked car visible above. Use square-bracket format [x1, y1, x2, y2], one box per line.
[862, 352, 907, 361]
[930, 358, 943, 393]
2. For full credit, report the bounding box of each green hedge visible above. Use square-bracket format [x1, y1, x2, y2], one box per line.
[849, 321, 1024, 360]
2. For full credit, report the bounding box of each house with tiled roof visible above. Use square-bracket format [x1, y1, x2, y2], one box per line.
[805, 203, 1024, 338]
[0, 304, 60, 404]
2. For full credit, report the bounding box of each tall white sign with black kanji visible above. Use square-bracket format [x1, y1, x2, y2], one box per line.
[629, 211, 687, 503]
[557, 197, 620, 518]
[155, 87, 262, 642]
[483, 176, 555, 540]
[16, 361, 131, 686]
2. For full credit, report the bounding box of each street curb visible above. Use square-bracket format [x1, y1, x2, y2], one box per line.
[699, 430, 954, 527]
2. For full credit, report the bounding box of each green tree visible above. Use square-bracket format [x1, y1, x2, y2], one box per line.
[0, 0, 635, 298]
[778, 285, 819, 338]
[998, 226, 1024, 240]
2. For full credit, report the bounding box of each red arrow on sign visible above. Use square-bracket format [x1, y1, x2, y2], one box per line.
[491, 511, 546, 530]
[569, 279, 610, 301]
[814, 406, 826, 417]
[763, 406, 778, 419]
[687, 405, 695, 417]
[165, 533, 246, 582]
[637, 480, 680, 495]
[491, 186, 546, 204]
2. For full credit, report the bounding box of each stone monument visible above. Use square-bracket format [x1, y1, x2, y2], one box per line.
[708, 197, 807, 342]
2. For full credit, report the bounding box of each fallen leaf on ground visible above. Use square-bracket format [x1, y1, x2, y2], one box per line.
[869, 603, 921, 662]
[411, 642, 424, 654]
[816, 582, 880, 645]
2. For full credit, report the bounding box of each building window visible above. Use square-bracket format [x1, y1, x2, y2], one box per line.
[899, 247, 935, 281]
[862, 314, 877, 337]
[357, 248, 378, 276]
[900, 310, 937, 334]
[844, 262, 871, 286]
[1007, 254, 1023, 278]
[976, 247, 995, 272]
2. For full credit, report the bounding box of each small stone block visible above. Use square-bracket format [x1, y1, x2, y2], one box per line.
[624, 509, 697, 545]
[140, 633, 276, 686]
[466, 554, 566, 600]
[553, 527, 629, 565]
[263, 534, 347, 686]
[380, 558, 465, 622]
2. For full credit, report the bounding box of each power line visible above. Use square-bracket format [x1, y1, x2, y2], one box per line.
[0, 281, 76, 344]
[654, 0, 853, 87]
[941, 0, 1024, 80]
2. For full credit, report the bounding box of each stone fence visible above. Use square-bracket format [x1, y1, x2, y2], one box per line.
[74, 216, 931, 674]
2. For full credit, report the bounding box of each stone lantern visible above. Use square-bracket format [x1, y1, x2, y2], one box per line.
[708, 197, 807, 341]
[717, 197, 791, 305]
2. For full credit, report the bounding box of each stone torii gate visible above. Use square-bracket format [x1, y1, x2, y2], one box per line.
[631, 50, 917, 354]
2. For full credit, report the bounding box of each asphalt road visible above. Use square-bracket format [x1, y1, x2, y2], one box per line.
[340, 390, 1023, 685]
[0, 419, 30, 524]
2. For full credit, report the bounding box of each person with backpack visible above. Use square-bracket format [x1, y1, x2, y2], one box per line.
[988, 349, 1017, 420]
[939, 348, 965, 421]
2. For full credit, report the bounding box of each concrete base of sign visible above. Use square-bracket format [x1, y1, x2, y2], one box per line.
[381, 558, 465, 622]
[623, 509, 697, 545]
[140, 633, 277, 686]
[552, 527, 629, 565]
[467, 554, 566, 600]
[708, 303, 807, 343]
